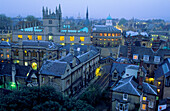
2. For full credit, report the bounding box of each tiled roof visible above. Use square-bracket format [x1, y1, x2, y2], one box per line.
[92, 25, 121, 33]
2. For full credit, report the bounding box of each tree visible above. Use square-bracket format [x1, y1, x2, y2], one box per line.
[118, 18, 127, 25]
[0, 14, 11, 30]
[26, 15, 37, 22]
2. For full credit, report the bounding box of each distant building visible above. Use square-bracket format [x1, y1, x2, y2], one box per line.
[12, 5, 91, 45]
[91, 15, 122, 47]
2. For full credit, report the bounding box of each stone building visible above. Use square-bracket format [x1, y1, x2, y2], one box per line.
[91, 15, 122, 47]
[39, 48, 100, 96]
[12, 5, 92, 45]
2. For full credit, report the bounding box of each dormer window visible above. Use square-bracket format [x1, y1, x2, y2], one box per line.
[123, 94, 128, 101]
[133, 54, 138, 60]
[154, 56, 160, 63]
[143, 55, 149, 62]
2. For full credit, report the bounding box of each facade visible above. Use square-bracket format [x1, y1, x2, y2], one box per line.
[111, 76, 157, 111]
[39, 49, 100, 96]
[154, 58, 170, 99]
[91, 15, 122, 47]
[12, 5, 92, 45]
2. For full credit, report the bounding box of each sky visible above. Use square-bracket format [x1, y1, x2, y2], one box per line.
[0, 0, 170, 21]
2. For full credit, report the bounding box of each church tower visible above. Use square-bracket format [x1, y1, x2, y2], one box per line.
[42, 4, 62, 41]
[106, 14, 113, 26]
[85, 7, 89, 27]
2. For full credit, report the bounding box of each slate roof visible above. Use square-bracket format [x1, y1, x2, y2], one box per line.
[155, 58, 170, 80]
[92, 25, 121, 33]
[0, 41, 11, 47]
[119, 45, 170, 64]
[125, 31, 149, 37]
[100, 56, 116, 61]
[39, 60, 67, 77]
[112, 76, 157, 96]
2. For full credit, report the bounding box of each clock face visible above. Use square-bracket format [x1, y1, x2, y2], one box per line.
[32, 62, 37, 70]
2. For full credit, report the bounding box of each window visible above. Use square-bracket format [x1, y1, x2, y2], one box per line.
[116, 33, 118, 36]
[18, 35, 22, 39]
[123, 94, 128, 101]
[99, 39, 102, 40]
[66, 79, 70, 87]
[70, 36, 74, 41]
[158, 82, 161, 86]
[108, 33, 111, 36]
[80, 37, 84, 41]
[133, 54, 138, 60]
[142, 104, 146, 110]
[154, 56, 160, 63]
[37, 35, 42, 40]
[49, 35, 53, 41]
[49, 20, 52, 24]
[60, 36, 64, 41]
[148, 101, 154, 108]
[165, 77, 170, 87]
[49, 27, 52, 32]
[24, 50, 28, 56]
[157, 89, 160, 93]
[104, 33, 107, 36]
[28, 35, 32, 40]
[99, 33, 103, 36]
[25, 62, 28, 66]
[112, 33, 115, 36]
[1, 54, 3, 58]
[13, 60, 19, 64]
[7, 49, 9, 53]
[104, 39, 106, 41]
[143, 55, 149, 62]
[119, 103, 123, 111]
[143, 97, 147, 101]
[7, 54, 9, 58]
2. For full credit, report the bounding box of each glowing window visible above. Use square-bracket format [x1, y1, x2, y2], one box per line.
[112, 33, 115, 36]
[25, 62, 28, 66]
[104, 33, 107, 36]
[81, 44, 84, 45]
[112, 39, 114, 41]
[37, 35, 42, 40]
[99, 33, 103, 36]
[26, 73, 29, 77]
[32, 62, 37, 70]
[24, 50, 28, 56]
[116, 39, 118, 41]
[157, 89, 160, 93]
[100, 39, 102, 40]
[13, 60, 19, 64]
[60, 36, 64, 41]
[80, 37, 84, 41]
[158, 82, 161, 86]
[1, 54, 3, 57]
[2, 38, 4, 41]
[118, 33, 121, 36]
[142, 104, 146, 110]
[18, 35, 22, 39]
[7, 54, 9, 58]
[1, 60, 4, 62]
[116, 33, 118, 36]
[60, 43, 65, 45]
[133, 54, 138, 60]
[108, 33, 111, 36]
[49, 36, 53, 41]
[108, 39, 110, 41]
[104, 39, 106, 41]
[143, 97, 147, 101]
[70, 36, 74, 41]
[28, 35, 32, 40]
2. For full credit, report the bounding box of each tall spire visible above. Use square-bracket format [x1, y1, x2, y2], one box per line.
[42, 6, 45, 17]
[56, 6, 58, 15]
[49, 9, 51, 15]
[46, 7, 48, 16]
[86, 6, 88, 20]
[59, 4, 61, 13]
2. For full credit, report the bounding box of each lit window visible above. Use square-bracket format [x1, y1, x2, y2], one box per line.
[26, 73, 29, 77]
[104, 39, 106, 41]
[116, 33, 118, 36]
[28, 35, 32, 40]
[112, 33, 115, 36]
[80, 37, 84, 41]
[142, 104, 146, 110]
[37, 35, 42, 40]
[100, 39, 102, 40]
[108, 33, 111, 36]
[25, 62, 28, 66]
[1, 60, 4, 62]
[81, 44, 84, 45]
[70, 36, 74, 41]
[116, 39, 118, 41]
[104, 33, 107, 36]
[18, 35, 22, 39]
[1, 38, 4, 41]
[118, 33, 121, 36]
[24, 50, 28, 56]
[133, 54, 138, 60]
[7, 54, 9, 58]
[157, 89, 160, 93]
[123, 94, 128, 101]
[143, 55, 149, 62]
[32, 62, 37, 70]
[100, 33, 103, 36]
[143, 97, 147, 101]
[112, 39, 114, 41]
[158, 82, 161, 86]
[60, 36, 64, 41]
[1, 54, 3, 57]
[49, 36, 53, 41]
[13, 60, 19, 64]
[108, 39, 110, 41]
[60, 43, 65, 45]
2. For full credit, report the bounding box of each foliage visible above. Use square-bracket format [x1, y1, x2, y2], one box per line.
[118, 18, 127, 25]
[0, 86, 95, 111]
[26, 15, 37, 22]
[0, 14, 11, 29]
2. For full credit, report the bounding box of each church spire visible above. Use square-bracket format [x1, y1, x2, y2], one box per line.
[86, 6, 88, 20]
[59, 4, 61, 13]
[42, 6, 45, 17]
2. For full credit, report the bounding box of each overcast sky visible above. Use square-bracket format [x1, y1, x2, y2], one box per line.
[0, 0, 169, 20]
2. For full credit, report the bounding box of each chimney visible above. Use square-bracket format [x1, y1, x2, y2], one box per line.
[70, 45, 74, 55]
[137, 59, 144, 86]
[12, 64, 16, 83]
